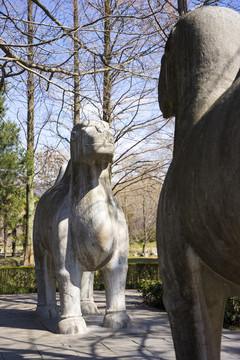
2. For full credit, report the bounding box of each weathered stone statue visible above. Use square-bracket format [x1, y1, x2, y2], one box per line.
[33, 119, 131, 334]
[157, 6, 240, 360]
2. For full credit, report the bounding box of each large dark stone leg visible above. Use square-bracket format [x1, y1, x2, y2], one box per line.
[162, 245, 227, 360]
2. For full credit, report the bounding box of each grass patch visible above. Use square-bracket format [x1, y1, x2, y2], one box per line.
[129, 241, 157, 257]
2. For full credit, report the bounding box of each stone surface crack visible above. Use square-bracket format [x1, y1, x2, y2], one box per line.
[162, 336, 173, 344]
[35, 347, 44, 359]
[101, 341, 118, 356]
[131, 339, 165, 360]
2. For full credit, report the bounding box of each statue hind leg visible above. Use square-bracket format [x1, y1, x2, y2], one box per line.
[34, 245, 58, 319]
[81, 271, 99, 314]
[159, 222, 228, 360]
[102, 253, 131, 329]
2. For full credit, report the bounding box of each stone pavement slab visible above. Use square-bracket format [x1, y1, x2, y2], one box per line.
[0, 290, 240, 359]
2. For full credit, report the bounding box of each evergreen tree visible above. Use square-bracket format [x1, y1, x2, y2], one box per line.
[0, 91, 26, 258]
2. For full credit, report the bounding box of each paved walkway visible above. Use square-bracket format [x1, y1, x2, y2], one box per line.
[0, 290, 240, 359]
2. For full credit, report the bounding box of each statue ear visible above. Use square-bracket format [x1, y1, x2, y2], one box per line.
[71, 130, 77, 142]
[165, 30, 173, 54]
[158, 54, 174, 118]
[158, 28, 178, 118]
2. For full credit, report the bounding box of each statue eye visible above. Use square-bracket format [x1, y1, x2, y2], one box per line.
[95, 126, 103, 133]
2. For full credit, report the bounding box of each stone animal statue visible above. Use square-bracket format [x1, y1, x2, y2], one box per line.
[33, 119, 131, 334]
[157, 6, 240, 360]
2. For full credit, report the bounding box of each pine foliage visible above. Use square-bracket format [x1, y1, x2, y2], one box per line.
[0, 91, 26, 256]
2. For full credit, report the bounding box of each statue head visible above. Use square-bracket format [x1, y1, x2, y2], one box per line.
[70, 120, 114, 164]
[159, 7, 240, 121]
[158, 6, 240, 155]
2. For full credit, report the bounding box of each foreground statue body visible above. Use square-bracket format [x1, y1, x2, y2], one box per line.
[33, 120, 131, 334]
[157, 7, 240, 360]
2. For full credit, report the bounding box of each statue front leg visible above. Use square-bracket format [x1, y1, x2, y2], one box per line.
[102, 255, 131, 329]
[56, 263, 87, 334]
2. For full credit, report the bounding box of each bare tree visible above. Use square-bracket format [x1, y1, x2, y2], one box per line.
[73, 0, 80, 125]
[0, 0, 177, 201]
[0, 0, 176, 178]
[74, 0, 175, 191]
[178, 0, 188, 16]
[115, 176, 161, 253]
[25, 0, 35, 265]
[102, 0, 111, 124]
[34, 146, 66, 195]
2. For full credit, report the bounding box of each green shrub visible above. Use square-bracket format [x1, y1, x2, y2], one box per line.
[0, 266, 37, 294]
[0, 258, 19, 267]
[137, 280, 240, 329]
[224, 297, 240, 328]
[93, 270, 105, 290]
[138, 279, 165, 310]
[126, 262, 160, 289]
[0, 262, 160, 294]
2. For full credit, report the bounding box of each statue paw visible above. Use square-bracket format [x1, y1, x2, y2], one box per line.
[57, 317, 87, 334]
[103, 311, 131, 329]
[81, 300, 99, 315]
[36, 304, 58, 319]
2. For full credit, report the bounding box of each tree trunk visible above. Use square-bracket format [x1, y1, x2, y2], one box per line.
[3, 214, 8, 259]
[142, 196, 147, 255]
[178, 0, 187, 16]
[12, 229, 17, 257]
[103, 0, 112, 125]
[25, 0, 35, 266]
[73, 0, 80, 125]
[3, 217, 8, 259]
